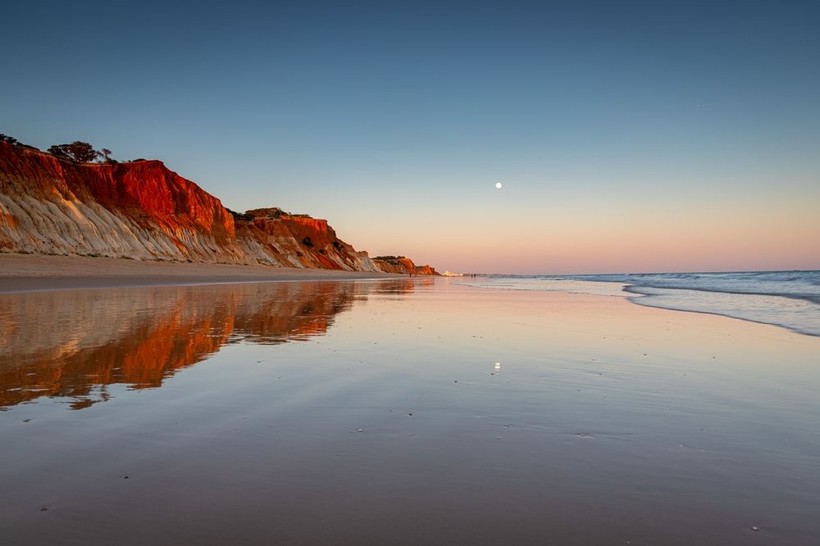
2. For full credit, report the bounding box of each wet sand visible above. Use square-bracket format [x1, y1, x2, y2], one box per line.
[1, 276, 819, 545]
[0, 254, 398, 293]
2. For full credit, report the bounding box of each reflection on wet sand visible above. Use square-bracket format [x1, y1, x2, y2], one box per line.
[0, 279, 419, 409]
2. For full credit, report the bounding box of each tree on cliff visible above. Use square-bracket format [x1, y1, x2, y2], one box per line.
[100, 148, 113, 162]
[48, 141, 100, 163]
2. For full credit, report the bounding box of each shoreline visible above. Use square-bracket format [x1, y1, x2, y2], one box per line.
[3, 259, 820, 545]
[0, 254, 404, 293]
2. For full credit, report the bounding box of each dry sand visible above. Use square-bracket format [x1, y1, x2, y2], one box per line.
[0, 253, 399, 293]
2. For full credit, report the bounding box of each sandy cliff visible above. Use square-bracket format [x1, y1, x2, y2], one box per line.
[371, 256, 438, 276]
[0, 142, 436, 274]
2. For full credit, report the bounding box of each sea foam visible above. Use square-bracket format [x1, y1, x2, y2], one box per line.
[464, 270, 820, 337]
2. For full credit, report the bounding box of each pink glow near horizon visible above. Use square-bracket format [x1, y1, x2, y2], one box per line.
[345, 187, 820, 274]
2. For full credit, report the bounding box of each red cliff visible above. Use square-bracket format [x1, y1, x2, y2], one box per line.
[0, 141, 436, 275]
[371, 255, 438, 276]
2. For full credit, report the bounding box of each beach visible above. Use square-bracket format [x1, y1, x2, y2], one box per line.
[0, 254, 399, 293]
[2, 257, 819, 545]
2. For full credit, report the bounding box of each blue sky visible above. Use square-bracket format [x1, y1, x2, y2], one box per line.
[3, 1, 819, 273]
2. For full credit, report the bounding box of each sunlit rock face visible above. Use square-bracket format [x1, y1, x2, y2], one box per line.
[234, 208, 382, 271]
[0, 142, 436, 274]
[413, 264, 438, 275]
[372, 256, 439, 276]
[0, 143, 238, 262]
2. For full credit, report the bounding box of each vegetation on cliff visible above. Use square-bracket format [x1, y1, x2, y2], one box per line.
[3, 135, 115, 164]
[47, 141, 102, 163]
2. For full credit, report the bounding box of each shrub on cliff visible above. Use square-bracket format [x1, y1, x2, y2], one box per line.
[227, 209, 254, 222]
[48, 141, 100, 163]
[245, 208, 286, 219]
[1, 134, 41, 151]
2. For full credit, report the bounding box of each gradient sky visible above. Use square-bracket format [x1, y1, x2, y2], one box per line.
[3, 0, 819, 274]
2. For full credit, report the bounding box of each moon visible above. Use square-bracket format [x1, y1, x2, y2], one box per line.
[495, 182, 502, 189]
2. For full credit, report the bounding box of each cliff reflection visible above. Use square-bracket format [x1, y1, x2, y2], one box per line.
[0, 279, 418, 409]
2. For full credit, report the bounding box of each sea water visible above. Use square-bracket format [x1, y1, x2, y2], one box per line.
[463, 270, 820, 337]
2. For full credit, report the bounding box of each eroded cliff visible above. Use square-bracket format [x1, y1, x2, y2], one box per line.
[0, 142, 436, 274]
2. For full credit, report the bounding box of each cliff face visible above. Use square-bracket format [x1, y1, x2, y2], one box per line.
[0, 142, 436, 274]
[372, 256, 438, 276]
[232, 208, 382, 270]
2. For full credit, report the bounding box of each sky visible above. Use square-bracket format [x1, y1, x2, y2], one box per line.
[2, 0, 819, 274]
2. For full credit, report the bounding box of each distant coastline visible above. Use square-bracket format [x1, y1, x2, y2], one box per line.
[0, 139, 437, 276]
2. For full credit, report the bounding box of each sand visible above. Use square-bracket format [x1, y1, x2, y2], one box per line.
[0, 253, 399, 292]
[2, 263, 820, 544]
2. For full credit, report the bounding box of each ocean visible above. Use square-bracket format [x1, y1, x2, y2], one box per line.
[462, 270, 820, 337]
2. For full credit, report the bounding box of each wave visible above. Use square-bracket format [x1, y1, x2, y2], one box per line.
[574, 270, 820, 305]
[463, 270, 820, 337]
[622, 285, 820, 337]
